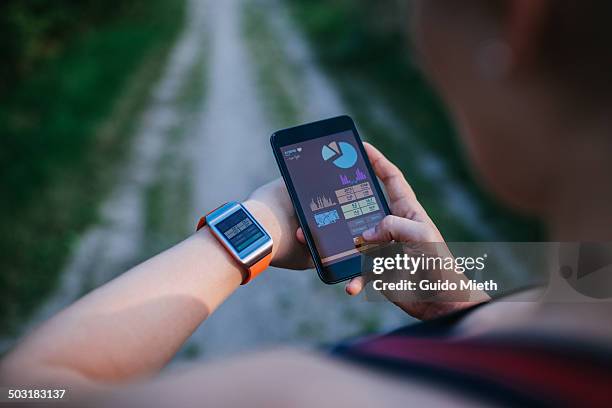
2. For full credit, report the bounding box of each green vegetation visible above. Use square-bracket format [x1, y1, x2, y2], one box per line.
[142, 47, 208, 259]
[242, 1, 301, 126]
[0, 0, 186, 335]
[287, 0, 542, 241]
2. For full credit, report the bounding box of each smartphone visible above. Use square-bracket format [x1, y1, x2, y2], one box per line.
[271, 115, 390, 284]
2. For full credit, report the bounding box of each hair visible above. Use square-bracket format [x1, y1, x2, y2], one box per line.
[431, 0, 612, 103]
[485, 0, 612, 100]
[541, 1, 612, 97]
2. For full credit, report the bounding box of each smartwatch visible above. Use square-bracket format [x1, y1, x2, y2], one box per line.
[196, 201, 273, 284]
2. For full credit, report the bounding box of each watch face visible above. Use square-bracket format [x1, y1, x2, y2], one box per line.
[216, 208, 265, 253]
[207, 203, 272, 267]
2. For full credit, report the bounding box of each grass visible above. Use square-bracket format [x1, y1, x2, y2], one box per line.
[0, 0, 186, 336]
[286, 0, 542, 242]
[143, 150, 194, 258]
[242, 0, 301, 126]
[142, 44, 208, 260]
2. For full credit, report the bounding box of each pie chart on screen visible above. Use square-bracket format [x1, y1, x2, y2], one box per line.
[322, 141, 358, 169]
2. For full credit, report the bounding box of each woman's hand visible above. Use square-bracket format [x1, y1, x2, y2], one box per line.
[296, 143, 486, 320]
[347, 142, 445, 292]
[297, 142, 443, 288]
[245, 179, 313, 270]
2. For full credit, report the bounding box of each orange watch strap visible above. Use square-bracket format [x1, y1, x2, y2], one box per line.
[243, 252, 272, 285]
[196, 203, 226, 232]
[196, 216, 207, 231]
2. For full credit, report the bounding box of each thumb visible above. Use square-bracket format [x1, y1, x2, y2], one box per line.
[362, 215, 425, 242]
[296, 227, 307, 244]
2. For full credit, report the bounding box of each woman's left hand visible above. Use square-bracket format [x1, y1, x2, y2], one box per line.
[245, 179, 313, 270]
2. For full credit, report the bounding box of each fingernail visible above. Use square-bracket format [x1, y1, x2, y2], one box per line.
[345, 283, 353, 295]
[362, 227, 375, 240]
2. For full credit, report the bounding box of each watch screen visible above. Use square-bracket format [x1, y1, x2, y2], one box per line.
[216, 208, 264, 252]
[281, 130, 386, 266]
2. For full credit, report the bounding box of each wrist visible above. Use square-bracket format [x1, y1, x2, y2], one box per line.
[194, 226, 247, 285]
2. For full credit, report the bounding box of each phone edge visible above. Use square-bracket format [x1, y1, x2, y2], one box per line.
[270, 132, 335, 284]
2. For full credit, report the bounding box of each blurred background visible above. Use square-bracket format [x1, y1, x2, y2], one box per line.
[0, 0, 540, 361]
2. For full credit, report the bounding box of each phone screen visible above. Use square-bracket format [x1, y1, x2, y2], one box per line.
[281, 130, 386, 266]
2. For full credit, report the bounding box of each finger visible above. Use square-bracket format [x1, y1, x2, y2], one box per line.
[345, 276, 365, 296]
[364, 143, 416, 201]
[362, 215, 427, 242]
[296, 227, 307, 244]
[364, 143, 425, 221]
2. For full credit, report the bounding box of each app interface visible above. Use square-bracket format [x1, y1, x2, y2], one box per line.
[216, 209, 264, 253]
[282, 131, 386, 265]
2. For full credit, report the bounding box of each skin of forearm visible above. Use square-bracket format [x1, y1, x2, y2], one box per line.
[1, 224, 250, 384]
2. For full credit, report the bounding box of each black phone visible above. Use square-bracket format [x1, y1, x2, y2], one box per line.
[271, 115, 391, 284]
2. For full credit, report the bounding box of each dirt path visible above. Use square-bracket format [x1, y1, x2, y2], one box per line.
[1, 0, 407, 359]
[178, 0, 406, 361]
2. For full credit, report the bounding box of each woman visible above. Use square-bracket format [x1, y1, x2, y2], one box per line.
[2, 1, 612, 406]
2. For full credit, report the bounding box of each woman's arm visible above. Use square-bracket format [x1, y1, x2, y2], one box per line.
[0, 187, 306, 386]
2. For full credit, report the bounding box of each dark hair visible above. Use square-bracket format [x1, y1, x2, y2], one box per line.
[541, 1, 612, 98]
[433, 0, 612, 104]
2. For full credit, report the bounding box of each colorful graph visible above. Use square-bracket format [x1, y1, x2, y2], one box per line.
[310, 194, 337, 211]
[321, 141, 358, 169]
[341, 197, 379, 220]
[335, 182, 373, 204]
[315, 210, 340, 227]
[339, 168, 367, 186]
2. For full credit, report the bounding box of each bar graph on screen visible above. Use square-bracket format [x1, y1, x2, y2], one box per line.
[310, 194, 337, 211]
[339, 168, 367, 186]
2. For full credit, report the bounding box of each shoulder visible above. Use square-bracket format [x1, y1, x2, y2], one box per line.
[87, 349, 483, 407]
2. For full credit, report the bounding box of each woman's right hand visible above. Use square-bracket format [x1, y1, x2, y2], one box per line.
[297, 143, 485, 320]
